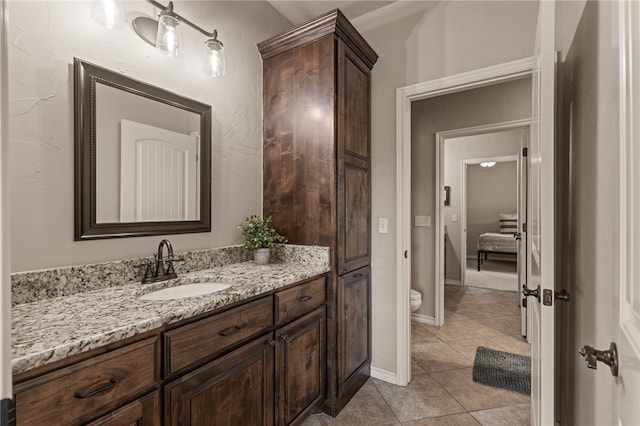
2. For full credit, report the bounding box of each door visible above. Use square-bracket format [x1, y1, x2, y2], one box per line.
[618, 1, 640, 422]
[120, 119, 199, 222]
[337, 266, 371, 397]
[527, 1, 556, 425]
[518, 131, 528, 337]
[275, 307, 326, 425]
[165, 334, 274, 426]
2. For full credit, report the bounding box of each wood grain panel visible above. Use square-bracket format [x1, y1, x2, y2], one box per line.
[164, 296, 273, 376]
[86, 391, 160, 426]
[262, 35, 336, 248]
[275, 277, 326, 326]
[15, 338, 158, 426]
[343, 55, 369, 159]
[165, 334, 274, 426]
[276, 307, 326, 425]
[337, 267, 370, 397]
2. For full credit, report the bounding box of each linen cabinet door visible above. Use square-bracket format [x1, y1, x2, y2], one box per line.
[337, 42, 371, 275]
[336, 267, 371, 398]
[275, 307, 326, 426]
[165, 334, 275, 426]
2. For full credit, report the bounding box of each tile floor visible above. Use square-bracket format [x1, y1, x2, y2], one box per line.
[303, 285, 531, 425]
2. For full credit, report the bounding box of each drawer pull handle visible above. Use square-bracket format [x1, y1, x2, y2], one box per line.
[74, 378, 117, 399]
[280, 334, 289, 342]
[297, 295, 312, 303]
[353, 273, 364, 278]
[219, 323, 247, 337]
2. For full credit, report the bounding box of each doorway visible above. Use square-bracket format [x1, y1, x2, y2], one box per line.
[395, 57, 535, 387]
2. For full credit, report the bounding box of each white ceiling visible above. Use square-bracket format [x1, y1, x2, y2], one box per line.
[266, 1, 397, 26]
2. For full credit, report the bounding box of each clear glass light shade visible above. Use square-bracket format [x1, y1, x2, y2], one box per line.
[91, 0, 126, 30]
[203, 40, 226, 77]
[156, 14, 183, 57]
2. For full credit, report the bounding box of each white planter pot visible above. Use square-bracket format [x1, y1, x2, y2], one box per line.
[254, 248, 271, 265]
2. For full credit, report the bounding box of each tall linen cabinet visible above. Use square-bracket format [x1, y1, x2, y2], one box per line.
[258, 10, 378, 415]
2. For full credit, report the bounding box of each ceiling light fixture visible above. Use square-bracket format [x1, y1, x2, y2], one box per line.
[128, 1, 226, 77]
[480, 161, 497, 168]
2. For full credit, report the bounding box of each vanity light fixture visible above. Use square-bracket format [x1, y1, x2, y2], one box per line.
[132, 0, 226, 76]
[480, 161, 497, 168]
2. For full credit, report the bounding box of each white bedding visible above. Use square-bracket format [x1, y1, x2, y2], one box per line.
[477, 232, 517, 253]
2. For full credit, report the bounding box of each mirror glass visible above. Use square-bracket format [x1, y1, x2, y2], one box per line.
[74, 58, 212, 240]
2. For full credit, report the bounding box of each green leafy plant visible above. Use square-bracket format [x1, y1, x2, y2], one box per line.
[239, 215, 287, 251]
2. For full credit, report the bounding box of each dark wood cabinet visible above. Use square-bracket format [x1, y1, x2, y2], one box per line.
[165, 334, 275, 426]
[337, 267, 371, 398]
[259, 9, 377, 415]
[14, 337, 159, 426]
[275, 307, 326, 426]
[86, 391, 160, 426]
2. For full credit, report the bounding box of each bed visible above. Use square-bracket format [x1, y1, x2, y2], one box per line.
[476, 213, 518, 271]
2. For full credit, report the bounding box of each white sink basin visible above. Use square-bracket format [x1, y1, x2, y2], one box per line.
[140, 283, 231, 301]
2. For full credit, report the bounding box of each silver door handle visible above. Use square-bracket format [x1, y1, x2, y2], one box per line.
[579, 342, 618, 377]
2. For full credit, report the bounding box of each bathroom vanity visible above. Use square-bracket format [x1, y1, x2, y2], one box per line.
[11, 245, 329, 425]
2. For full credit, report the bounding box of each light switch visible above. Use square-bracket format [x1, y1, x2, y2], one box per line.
[415, 215, 430, 227]
[379, 218, 388, 233]
[452, 214, 458, 222]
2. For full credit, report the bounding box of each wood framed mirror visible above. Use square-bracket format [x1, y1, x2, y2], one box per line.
[74, 58, 212, 240]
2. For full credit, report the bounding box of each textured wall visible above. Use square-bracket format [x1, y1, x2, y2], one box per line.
[7, 1, 291, 272]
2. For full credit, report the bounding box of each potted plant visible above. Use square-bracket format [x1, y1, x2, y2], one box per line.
[239, 215, 287, 265]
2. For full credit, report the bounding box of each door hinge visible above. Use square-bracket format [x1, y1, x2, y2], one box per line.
[543, 289, 553, 306]
[523, 222, 527, 233]
[522, 297, 527, 308]
[523, 147, 528, 157]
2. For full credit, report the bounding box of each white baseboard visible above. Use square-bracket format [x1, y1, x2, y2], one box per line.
[445, 279, 461, 286]
[411, 313, 436, 325]
[370, 366, 398, 384]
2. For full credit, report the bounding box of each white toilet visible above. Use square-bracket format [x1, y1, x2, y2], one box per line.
[410, 289, 422, 312]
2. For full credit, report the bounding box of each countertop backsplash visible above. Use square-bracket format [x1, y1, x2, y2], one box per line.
[11, 244, 329, 306]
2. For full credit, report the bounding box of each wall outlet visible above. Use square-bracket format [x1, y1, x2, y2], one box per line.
[414, 215, 430, 227]
[378, 218, 388, 233]
[452, 214, 458, 222]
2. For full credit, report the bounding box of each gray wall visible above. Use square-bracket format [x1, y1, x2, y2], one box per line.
[467, 161, 518, 258]
[442, 130, 522, 283]
[557, 1, 620, 424]
[7, 1, 291, 272]
[410, 81, 531, 319]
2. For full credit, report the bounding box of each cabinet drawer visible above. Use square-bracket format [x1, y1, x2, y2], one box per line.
[164, 296, 273, 376]
[15, 337, 158, 426]
[275, 277, 326, 325]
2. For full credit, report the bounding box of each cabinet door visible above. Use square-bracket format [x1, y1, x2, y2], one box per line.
[165, 334, 274, 426]
[337, 42, 371, 274]
[86, 391, 160, 426]
[337, 267, 371, 398]
[275, 307, 326, 425]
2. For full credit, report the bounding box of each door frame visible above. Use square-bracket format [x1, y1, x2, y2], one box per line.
[435, 124, 528, 327]
[395, 57, 534, 386]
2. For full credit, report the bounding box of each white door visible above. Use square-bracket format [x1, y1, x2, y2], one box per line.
[120, 119, 199, 222]
[527, 1, 556, 425]
[618, 1, 640, 422]
[517, 130, 528, 337]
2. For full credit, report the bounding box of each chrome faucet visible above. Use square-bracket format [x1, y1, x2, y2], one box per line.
[142, 239, 178, 284]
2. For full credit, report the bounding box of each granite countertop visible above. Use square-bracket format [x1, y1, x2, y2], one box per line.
[12, 260, 330, 375]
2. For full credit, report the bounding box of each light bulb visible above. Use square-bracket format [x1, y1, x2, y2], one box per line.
[156, 14, 183, 57]
[203, 39, 226, 77]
